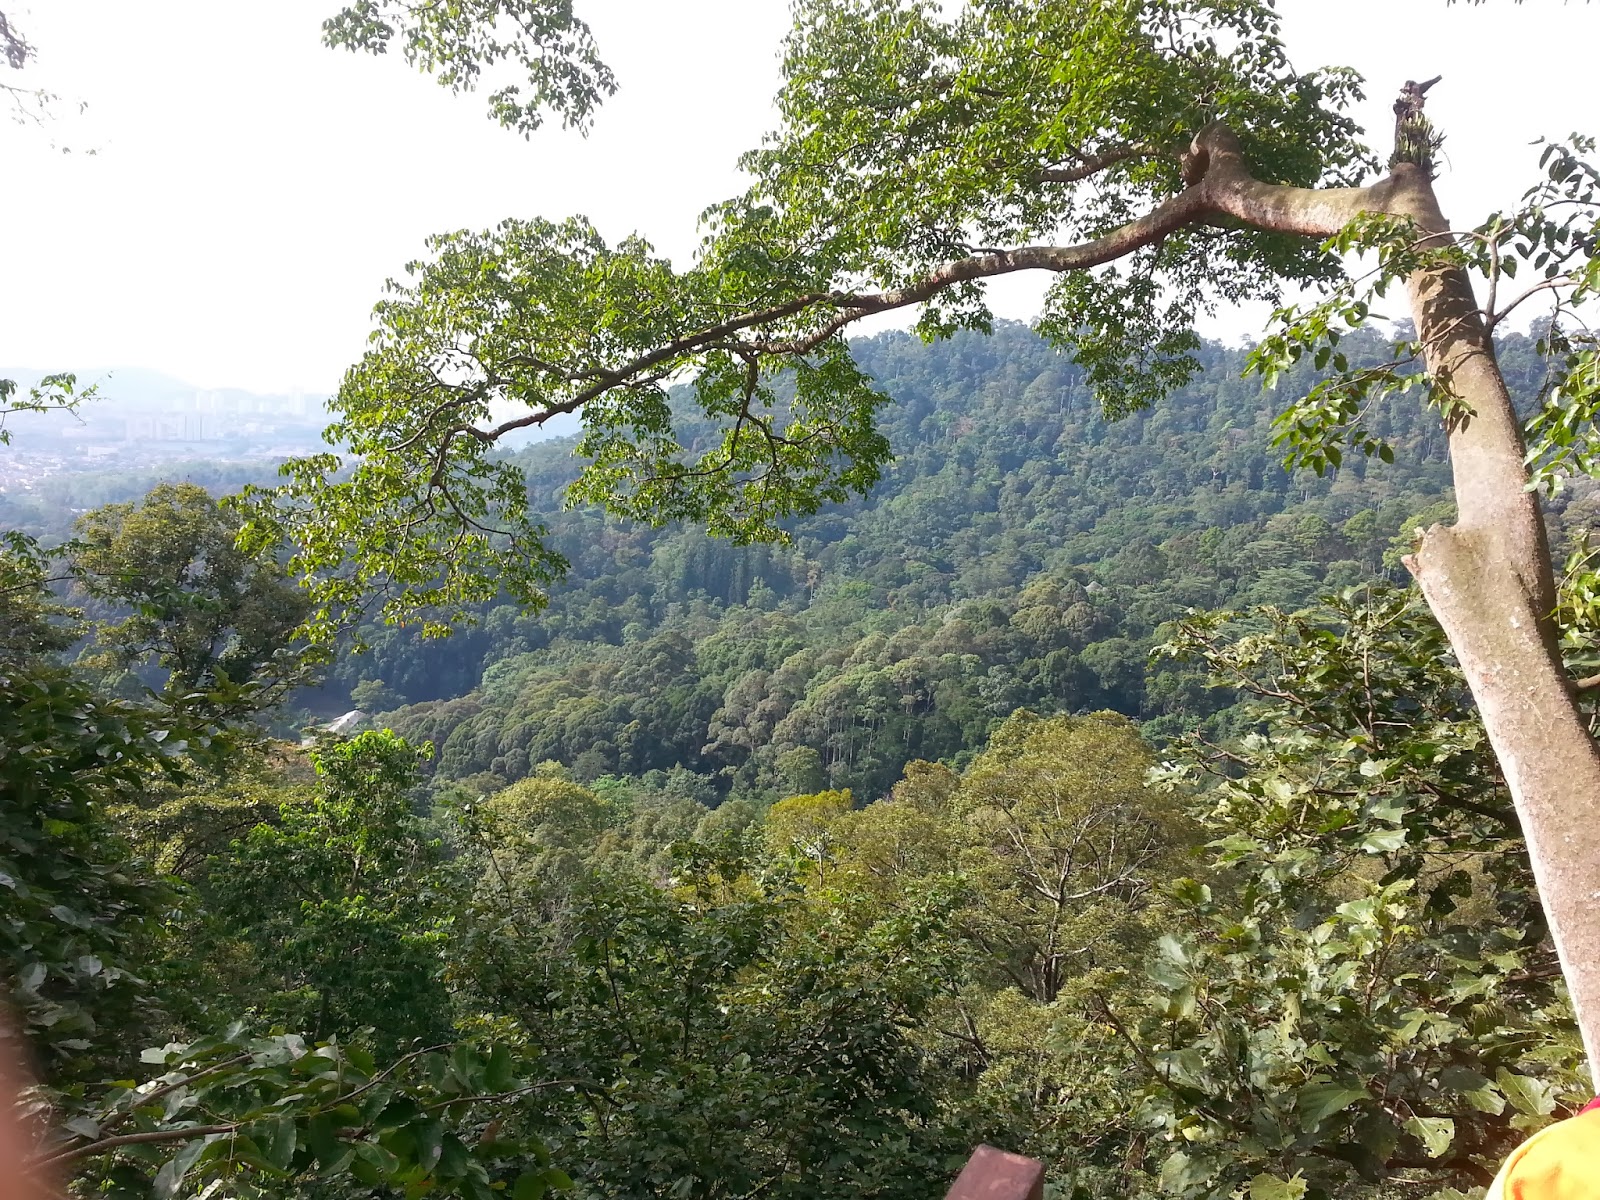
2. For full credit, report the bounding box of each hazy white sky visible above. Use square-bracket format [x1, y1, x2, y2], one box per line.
[1, 0, 1597, 394]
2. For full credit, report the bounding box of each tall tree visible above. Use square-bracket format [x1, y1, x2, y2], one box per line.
[190, 730, 452, 1048]
[235, 1, 1600, 1068]
[72, 482, 313, 720]
[947, 711, 1190, 1006]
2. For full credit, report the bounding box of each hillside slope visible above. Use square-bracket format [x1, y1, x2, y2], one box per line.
[351, 322, 1486, 801]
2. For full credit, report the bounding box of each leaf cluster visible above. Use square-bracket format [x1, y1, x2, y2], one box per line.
[49, 1029, 573, 1200]
[1138, 587, 1583, 1195]
[321, 0, 614, 135]
[0, 663, 206, 1080]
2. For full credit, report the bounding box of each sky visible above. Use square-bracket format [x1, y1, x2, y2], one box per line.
[1, 0, 1598, 396]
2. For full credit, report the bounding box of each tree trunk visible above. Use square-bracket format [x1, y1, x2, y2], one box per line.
[1195, 125, 1600, 1077]
[1391, 167, 1600, 1079]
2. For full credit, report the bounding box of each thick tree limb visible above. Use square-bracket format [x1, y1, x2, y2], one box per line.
[751, 185, 1218, 359]
[448, 121, 1408, 451]
[1189, 124, 1397, 238]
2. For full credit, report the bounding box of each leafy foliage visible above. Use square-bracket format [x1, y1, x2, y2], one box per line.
[753, 0, 1366, 402]
[6, 437, 1589, 1200]
[0, 373, 92, 446]
[0, 664, 192, 1079]
[73, 482, 315, 719]
[945, 711, 1191, 1005]
[0, 528, 82, 668]
[345, 324, 1476, 800]
[254, 0, 1382, 633]
[45, 1030, 573, 1200]
[1254, 137, 1600, 486]
[1136, 588, 1586, 1195]
[321, 0, 614, 134]
[16, 3, 1600, 1197]
[239, 218, 895, 641]
[450, 836, 962, 1200]
[186, 731, 453, 1049]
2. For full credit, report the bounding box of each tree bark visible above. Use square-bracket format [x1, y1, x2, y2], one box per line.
[1392, 178, 1600, 1080]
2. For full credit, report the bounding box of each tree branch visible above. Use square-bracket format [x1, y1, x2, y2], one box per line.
[92, 1054, 252, 1139]
[36, 1123, 239, 1167]
[425, 122, 1412, 451]
[749, 184, 1218, 359]
[1189, 123, 1395, 238]
[1036, 144, 1162, 184]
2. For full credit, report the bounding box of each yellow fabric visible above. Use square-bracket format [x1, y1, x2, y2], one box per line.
[1488, 1110, 1600, 1200]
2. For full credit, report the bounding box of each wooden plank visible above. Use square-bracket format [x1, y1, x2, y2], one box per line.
[944, 1145, 1044, 1200]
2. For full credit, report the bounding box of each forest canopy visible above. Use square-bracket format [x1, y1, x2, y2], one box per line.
[8, 321, 1598, 1200]
[7, 1, 1600, 1199]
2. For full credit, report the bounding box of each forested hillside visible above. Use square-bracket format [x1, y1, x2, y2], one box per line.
[8, 319, 1599, 1200]
[13, 322, 1572, 803]
[333, 321, 1481, 802]
[16, 0, 1600, 1193]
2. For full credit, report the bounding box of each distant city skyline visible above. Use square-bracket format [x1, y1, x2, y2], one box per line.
[0, 364, 331, 480]
[0, 363, 324, 413]
[0, 361, 576, 474]
[2, 1, 1597, 394]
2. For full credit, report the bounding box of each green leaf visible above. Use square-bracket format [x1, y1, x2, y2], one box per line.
[1158, 1149, 1216, 1192]
[1496, 1069, 1557, 1117]
[258, 1114, 297, 1171]
[1164, 984, 1197, 1020]
[449, 1043, 482, 1090]
[307, 1113, 350, 1170]
[514, 1171, 549, 1200]
[414, 1117, 446, 1171]
[1296, 1082, 1367, 1130]
[152, 1137, 209, 1200]
[485, 1043, 515, 1092]
[1403, 1115, 1455, 1158]
[1354, 1111, 1400, 1163]
[1152, 1048, 1208, 1088]
[355, 1140, 402, 1177]
[1358, 827, 1407, 853]
[360, 1084, 397, 1123]
[1440, 1066, 1504, 1115]
[1249, 1174, 1308, 1200]
[1148, 934, 1191, 989]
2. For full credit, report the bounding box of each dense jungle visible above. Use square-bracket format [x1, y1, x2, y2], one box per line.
[8, 0, 1600, 1197]
[7, 322, 1598, 1198]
